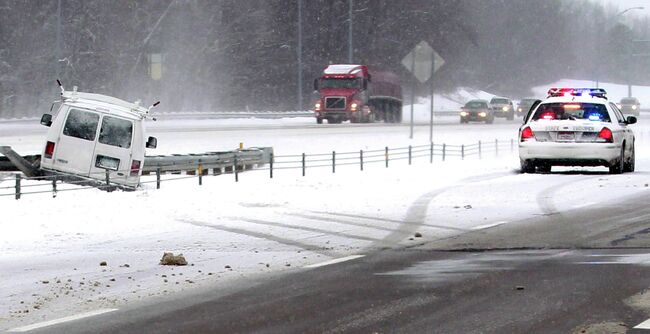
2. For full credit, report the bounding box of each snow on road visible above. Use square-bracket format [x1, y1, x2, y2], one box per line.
[2, 116, 650, 330]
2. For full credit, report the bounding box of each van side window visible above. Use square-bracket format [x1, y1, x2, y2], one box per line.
[63, 109, 100, 141]
[99, 116, 133, 148]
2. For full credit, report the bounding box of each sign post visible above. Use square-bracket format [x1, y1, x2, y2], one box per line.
[401, 41, 445, 140]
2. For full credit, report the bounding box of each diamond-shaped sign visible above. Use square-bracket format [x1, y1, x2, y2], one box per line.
[401, 41, 445, 83]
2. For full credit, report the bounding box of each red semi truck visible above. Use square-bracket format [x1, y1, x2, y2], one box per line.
[313, 64, 403, 124]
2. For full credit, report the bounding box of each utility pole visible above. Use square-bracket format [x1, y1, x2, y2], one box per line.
[297, 0, 303, 110]
[56, 0, 62, 78]
[348, 0, 353, 63]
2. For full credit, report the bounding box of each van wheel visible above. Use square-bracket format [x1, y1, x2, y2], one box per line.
[609, 145, 625, 174]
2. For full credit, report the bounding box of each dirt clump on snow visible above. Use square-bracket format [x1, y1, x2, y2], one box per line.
[160, 252, 188, 266]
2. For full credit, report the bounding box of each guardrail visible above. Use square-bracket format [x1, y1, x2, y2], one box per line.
[0, 139, 517, 199]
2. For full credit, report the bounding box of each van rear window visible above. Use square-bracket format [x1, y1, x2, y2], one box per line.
[99, 116, 133, 149]
[63, 109, 100, 141]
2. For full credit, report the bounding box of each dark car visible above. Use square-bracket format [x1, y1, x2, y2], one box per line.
[489, 97, 515, 120]
[516, 98, 538, 117]
[460, 99, 494, 124]
[619, 97, 640, 116]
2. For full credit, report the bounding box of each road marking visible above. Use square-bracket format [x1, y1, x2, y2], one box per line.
[304, 255, 365, 269]
[472, 221, 508, 230]
[572, 202, 596, 209]
[635, 318, 650, 329]
[8, 308, 118, 332]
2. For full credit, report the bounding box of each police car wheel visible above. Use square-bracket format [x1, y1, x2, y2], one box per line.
[609, 145, 625, 174]
[624, 145, 635, 172]
[520, 160, 535, 173]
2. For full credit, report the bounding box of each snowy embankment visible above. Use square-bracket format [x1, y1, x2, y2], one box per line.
[532, 79, 650, 106]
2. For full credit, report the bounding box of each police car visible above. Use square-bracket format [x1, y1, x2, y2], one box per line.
[518, 88, 636, 174]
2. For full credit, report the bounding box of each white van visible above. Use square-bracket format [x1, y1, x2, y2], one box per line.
[39, 87, 157, 188]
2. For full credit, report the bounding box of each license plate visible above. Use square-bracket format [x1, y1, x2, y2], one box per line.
[557, 132, 575, 141]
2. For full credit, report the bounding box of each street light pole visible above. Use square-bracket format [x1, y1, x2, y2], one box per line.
[297, 0, 303, 111]
[348, 0, 353, 63]
[615, 6, 644, 97]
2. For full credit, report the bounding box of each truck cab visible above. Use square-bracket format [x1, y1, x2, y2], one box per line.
[39, 88, 157, 188]
[313, 64, 371, 124]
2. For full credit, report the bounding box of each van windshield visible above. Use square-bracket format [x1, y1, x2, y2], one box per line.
[99, 116, 133, 148]
[63, 109, 100, 141]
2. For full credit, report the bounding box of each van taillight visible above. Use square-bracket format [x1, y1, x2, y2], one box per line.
[130, 160, 141, 176]
[44, 141, 55, 159]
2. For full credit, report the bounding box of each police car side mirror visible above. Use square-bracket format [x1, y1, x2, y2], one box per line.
[626, 116, 637, 125]
[40, 114, 52, 127]
[146, 136, 157, 149]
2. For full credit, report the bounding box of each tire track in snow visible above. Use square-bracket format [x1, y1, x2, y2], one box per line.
[372, 171, 516, 248]
[177, 219, 339, 257]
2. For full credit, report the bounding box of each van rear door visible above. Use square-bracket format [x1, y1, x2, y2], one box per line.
[53, 108, 101, 176]
[88, 115, 135, 185]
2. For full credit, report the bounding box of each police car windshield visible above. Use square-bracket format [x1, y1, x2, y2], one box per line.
[532, 103, 610, 122]
[320, 78, 360, 89]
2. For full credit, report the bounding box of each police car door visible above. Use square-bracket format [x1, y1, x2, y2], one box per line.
[88, 114, 134, 184]
[55, 107, 101, 176]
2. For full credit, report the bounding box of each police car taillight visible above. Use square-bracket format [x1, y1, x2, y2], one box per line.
[130, 160, 141, 176]
[44, 141, 55, 159]
[597, 127, 613, 143]
[521, 127, 535, 142]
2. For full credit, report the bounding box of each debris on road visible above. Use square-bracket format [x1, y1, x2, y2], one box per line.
[99, 261, 107, 266]
[159, 252, 188, 266]
[414, 232, 423, 238]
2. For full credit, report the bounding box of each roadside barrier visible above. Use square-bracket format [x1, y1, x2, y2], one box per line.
[1, 138, 517, 199]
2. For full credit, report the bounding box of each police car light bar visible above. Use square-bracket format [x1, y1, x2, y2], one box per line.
[547, 88, 607, 99]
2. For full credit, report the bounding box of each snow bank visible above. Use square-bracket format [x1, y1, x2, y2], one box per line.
[532, 79, 650, 106]
[402, 87, 498, 123]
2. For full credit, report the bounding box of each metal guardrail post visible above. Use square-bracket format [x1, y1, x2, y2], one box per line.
[385, 147, 389, 168]
[360, 150, 364, 171]
[15, 174, 20, 200]
[52, 177, 57, 198]
[269, 152, 274, 179]
[332, 151, 336, 173]
[495, 139, 499, 157]
[430, 142, 433, 164]
[510, 138, 514, 153]
[408, 145, 412, 165]
[105, 170, 110, 188]
[302, 153, 306, 176]
[234, 156, 239, 182]
[442, 143, 446, 161]
[479, 141, 482, 159]
[156, 168, 161, 189]
[198, 159, 203, 186]
[461, 145, 465, 160]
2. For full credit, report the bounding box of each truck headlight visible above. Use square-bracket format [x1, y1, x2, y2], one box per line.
[502, 106, 508, 112]
[351, 102, 358, 111]
[632, 105, 638, 110]
[460, 111, 468, 117]
[479, 112, 487, 117]
[314, 102, 321, 111]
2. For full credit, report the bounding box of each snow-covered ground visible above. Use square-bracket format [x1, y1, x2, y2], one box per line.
[533, 79, 650, 106]
[2, 82, 650, 330]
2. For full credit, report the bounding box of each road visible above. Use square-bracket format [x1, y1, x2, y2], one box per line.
[20, 177, 650, 333]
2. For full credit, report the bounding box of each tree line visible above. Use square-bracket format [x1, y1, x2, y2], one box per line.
[0, 0, 648, 117]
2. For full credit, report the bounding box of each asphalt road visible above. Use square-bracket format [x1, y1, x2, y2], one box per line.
[26, 188, 650, 333]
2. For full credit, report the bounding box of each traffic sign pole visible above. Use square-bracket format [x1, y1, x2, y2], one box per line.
[430, 56, 434, 143]
[410, 50, 416, 139]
